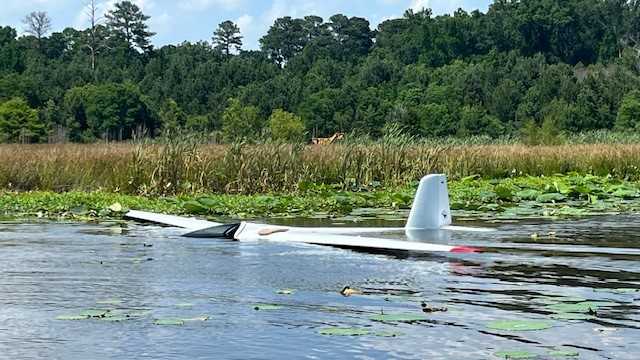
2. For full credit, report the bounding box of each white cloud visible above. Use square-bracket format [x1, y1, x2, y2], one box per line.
[410, 0, 464, 14]
[178, 0, 243, 11]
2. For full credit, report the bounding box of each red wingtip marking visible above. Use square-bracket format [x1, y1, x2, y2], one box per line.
[450, 246, 482, 254]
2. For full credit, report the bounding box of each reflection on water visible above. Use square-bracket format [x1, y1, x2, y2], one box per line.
[0, 215, 638, 359]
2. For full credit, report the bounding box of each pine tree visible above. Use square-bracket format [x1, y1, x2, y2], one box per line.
[105, 1, 155, 53]
[213, 21, 243, 56]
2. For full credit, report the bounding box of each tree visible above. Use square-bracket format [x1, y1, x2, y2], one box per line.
[0, 98, 45, 143]
[105, 1, 155, 53]
[616, 90, 640, 130]
[260, 17, 307, 66]
[84, 0, 107, 78]
[221, 98, 262, 142]
[213, 21, 243, 56]
[64, 83, 158, 141]
[159, 99, 187, 131]
[268, 109, 305, 142]
[22, 11, 52, 50]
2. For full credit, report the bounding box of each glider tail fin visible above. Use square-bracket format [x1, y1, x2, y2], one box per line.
[405, 174, 452, 230]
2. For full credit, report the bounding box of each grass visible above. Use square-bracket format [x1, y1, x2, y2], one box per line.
[1, 141, 640, 196]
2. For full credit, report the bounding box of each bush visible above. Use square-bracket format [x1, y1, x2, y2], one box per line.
[268, 109, 305, 142]
[0, 97, 45, 143]
[221, 98, 262, 142]
[616, 90, 640, 130]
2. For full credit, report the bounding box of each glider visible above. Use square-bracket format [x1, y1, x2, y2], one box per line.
[125, 174, 491, 253]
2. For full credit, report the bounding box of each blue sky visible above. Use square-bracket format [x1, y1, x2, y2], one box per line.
[1, 0, 491, 49]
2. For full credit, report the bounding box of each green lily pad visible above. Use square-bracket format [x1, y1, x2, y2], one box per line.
[487, 320, 553, 331]
[369, 313, 428, 322]
[79, 309, 110, 318]
[548, 348, 580, 357]
[56, 315, 89, 321]
[537, 193, 566, 203]
[253, 304, 284, 311]
[550, 313, 595, 321]
[154, 318, 185, 326]
[319, 327, 370, 336]
[545, 302, 616, 314]
[277, 289, 296, 295]
[494, 350, 537, 359]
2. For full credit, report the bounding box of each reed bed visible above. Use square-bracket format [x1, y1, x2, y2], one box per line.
[1, 142, 640, 195]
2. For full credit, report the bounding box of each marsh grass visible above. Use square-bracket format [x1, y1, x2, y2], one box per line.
[1, 141, 640, 195]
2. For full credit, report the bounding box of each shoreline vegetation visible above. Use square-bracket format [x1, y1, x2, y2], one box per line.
[2, 141, 640, 222]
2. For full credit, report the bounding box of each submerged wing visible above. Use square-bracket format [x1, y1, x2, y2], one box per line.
[125, 210, 220, 230]
[234, 223, 480, 253]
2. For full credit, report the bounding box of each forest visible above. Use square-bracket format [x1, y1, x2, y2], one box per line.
[1, 0, 640, 143]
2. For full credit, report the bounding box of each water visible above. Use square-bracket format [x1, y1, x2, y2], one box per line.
[0, 216, 639, 359]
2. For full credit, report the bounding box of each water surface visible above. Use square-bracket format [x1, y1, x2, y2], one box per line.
[0, 215, 638, 359]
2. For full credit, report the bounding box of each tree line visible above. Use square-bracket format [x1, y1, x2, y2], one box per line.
[1, 0, 640, 143]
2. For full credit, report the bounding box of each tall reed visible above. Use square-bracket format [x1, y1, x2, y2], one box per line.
[1, 142, 640, 195]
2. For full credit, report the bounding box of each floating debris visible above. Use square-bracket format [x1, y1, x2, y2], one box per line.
[340, 286, 363, 297]
[548, 348, 580, 357]
[277, 289, 296, 295]
[421, 302, 448, 313]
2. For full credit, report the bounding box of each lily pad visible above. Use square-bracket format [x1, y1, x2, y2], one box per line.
[550, 313, 595, 321]
[319, 327, 370, 336]
[108, 203, 123, 212]
[56, 315, 89, 321]
[253, 304, 283, 311]
[545, 302, 615, 314]
[154, 318, 184, 326]
[548, 348, 580, 357]
[369, 313, 428, 322]
[537, 193, 566, 203]
[79, 309, 110, 318]
[494, 350, 538, 359]
[487, 320, 553, 331]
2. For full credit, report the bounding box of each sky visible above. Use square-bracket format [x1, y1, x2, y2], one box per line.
[1, 0, 491, 49]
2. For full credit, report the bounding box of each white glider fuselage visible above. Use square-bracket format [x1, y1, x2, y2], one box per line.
[125, 175, 492, 254]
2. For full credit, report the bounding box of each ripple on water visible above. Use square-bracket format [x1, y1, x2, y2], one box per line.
[0, 216, 638, 359]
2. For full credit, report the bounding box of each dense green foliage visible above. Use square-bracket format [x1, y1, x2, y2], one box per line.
[1, 0, 640, 143]
[4, 174, 640, 221]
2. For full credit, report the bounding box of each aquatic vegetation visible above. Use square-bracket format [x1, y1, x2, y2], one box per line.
[5, 173, 640, 222]
[56, 315, 90, 321]
[544, 301, 616, 314]
[154, 318, 185, 326]
[550, 313, 596, 321]
[548, 348, 580, 357]
[3, 143, 640, 197]
[319, 327, 371, 336]
[486, 320, 554, 331]
[493, 350, 538, 359]
[253, 304, 284, 311]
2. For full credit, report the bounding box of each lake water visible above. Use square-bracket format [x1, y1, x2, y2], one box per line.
[0, 215, 638, 359]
